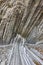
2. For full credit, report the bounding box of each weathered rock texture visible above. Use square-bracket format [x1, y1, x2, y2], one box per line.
[0, 35, 43, 65]
[0, 0, 43, 43]
[0, 0, 43, 65]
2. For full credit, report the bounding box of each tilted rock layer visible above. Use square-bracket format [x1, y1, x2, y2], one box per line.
[0, 0, 43, 43]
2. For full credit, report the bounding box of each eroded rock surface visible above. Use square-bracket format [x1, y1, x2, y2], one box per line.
[0, 0, 43, 65]
[0, 0, 43, 43]
[0, 35, 43, 65]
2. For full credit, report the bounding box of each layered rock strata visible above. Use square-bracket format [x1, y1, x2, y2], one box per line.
[0, 0, 43, 43]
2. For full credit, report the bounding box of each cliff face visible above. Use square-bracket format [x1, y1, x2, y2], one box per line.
[0, 0, 43, 43]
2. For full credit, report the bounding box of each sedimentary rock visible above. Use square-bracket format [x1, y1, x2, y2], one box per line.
[0, 0, 43, 65]
[0, 0, 43, 43]
[0, 35, 43, 65]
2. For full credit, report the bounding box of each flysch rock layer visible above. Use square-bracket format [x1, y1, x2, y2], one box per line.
[0, 0, 43, 43]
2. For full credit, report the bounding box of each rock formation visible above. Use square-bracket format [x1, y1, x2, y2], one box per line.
[0, 0, 43, 43]
[0, 0, 43, 65]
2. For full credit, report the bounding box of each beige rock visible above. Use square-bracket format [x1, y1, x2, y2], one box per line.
[0, 0, 43, 43]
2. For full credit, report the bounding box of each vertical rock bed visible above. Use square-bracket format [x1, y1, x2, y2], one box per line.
[0, 0, 43, 65]
[0, 0, 43, 43]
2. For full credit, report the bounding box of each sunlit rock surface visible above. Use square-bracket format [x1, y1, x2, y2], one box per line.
[0, 0, 43, 65]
